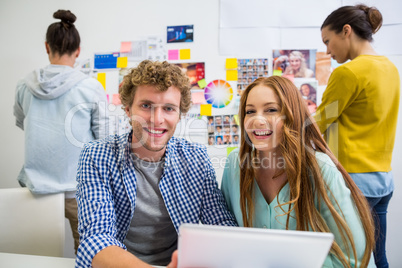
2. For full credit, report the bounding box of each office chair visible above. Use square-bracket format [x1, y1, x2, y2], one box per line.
[0, 188, 65, 257]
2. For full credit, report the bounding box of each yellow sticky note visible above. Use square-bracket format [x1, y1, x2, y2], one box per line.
[198, 79, 207, 89]
[227, 147, 237, 156]
[180, 49, 191, 60]
[97, 73, 106, 90]
[233, 114, 240, 125]
[226, 70, 238, 81]
[273, 70, 283, 76]
[200, 104, 212, 116]
[117, 57, 128, 68]
[226, 58, 238, 69]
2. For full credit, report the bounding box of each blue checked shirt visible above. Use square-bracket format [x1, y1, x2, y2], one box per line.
[75, 132, 237, 267]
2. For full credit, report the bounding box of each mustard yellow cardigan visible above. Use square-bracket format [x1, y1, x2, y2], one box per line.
[314, 55, 400, 173]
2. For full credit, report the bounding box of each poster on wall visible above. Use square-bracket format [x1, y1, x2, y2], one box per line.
[167, 25, 194, 43]
[272, 49, 316, 79]
[174, 62, 205, 89]
[207, 115, 239, 146]
[294, 79, 318, 114]
[237, 58, 269, 96]
[120, 36, 167, 62]
[147, 36, 167, 61]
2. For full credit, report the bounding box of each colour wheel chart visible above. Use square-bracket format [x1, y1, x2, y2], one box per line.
[204, 79, 233, 108]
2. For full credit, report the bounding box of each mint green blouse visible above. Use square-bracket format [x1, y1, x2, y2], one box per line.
[221, 148, 375, 268]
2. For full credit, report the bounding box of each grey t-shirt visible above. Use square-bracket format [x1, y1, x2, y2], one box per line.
[123, 153, 177, 266]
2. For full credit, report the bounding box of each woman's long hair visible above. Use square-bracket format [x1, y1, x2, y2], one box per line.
[238, 76, 374, 267]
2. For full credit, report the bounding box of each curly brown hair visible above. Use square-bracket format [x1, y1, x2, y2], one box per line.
[119, 60, 192, 114]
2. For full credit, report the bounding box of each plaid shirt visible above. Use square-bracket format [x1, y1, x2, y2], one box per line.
[75, 132, 237, 267]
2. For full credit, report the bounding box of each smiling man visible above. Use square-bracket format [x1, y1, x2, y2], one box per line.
[75, 60, 237, 268]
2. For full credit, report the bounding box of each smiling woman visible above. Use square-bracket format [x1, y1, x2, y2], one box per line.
[243, 84, 284, 153]
[221, 76, 376, 267]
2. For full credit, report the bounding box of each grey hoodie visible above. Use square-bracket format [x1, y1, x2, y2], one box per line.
[14, 64, 109, 194]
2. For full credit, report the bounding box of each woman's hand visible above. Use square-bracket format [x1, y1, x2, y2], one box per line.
[273, 55, 288, 69]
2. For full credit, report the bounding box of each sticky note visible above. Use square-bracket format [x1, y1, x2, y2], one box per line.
[97, 73, 106, 90]
[117, 57, 128, 68]
[168, 49, 179, 60]
[273, 69, 282, 76]
[233, 114, 240, 125]
[197, 79, 207, 89]
[192, 92, 206, 104]
[179, 49, 191, 60]
[227, 147, 237, 156]
[282, 74, 294, 83]
[112, 94, 121, 105]
[226, 70, 238, 81]
[225, 58, 238, 69]
[200, 104, 212, 116]
[120, 41, 132, 53]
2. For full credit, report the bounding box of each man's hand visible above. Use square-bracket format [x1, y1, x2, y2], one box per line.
[166, 250, 178, 268]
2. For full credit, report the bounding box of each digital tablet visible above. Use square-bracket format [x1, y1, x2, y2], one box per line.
[178, 224, 334, 268]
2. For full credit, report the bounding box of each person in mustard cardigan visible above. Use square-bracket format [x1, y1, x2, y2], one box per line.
[314, 5, 400, 267]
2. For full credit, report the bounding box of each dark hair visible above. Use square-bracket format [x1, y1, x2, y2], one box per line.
[321, 4, 382, 42]
[46, 10, 80, 56]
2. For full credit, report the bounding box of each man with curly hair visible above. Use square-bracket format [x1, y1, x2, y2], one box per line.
[75, 60, 237, 268]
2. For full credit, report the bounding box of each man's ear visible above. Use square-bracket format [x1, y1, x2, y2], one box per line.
[124, 106, 130, 118]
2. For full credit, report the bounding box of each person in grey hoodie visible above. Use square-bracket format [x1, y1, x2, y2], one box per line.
[13, 9, 108, 254]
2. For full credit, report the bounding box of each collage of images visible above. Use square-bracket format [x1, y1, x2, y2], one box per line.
[237, 58, 269, 95]
[236, 51, 319, 114]
[207, 115, 240, 146]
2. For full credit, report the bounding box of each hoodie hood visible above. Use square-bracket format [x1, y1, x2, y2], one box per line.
[24, 64, 88, 100]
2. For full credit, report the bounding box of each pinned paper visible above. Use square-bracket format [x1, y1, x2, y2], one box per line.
[117, 57, 128, 68]
[179, 49, 191, 60]
[233, 114, 240, 125]
[97, 73, 106, 90]
[120, 41, 132, 53]
[200, 104, 212, 116]
[192, 92, 206, 104]
[226, 70, 238, 81]
[197, 79, 207, 89]
[227, 147, 237, 156]
[273, 69, 282, 76]
[225, 58, 238, 69]
[168, 49, 179, 60]
[112, 94, 122, 105]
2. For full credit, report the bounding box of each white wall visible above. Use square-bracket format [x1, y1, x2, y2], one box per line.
[1, 0, 401, 264]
